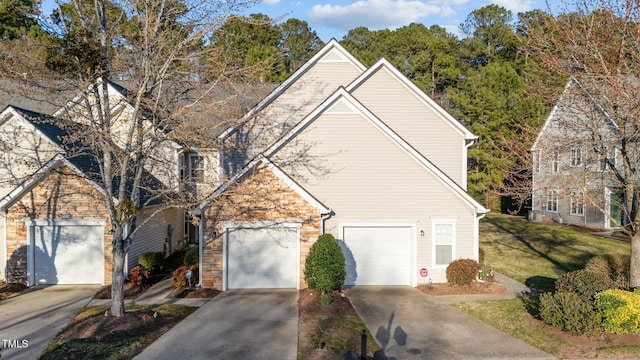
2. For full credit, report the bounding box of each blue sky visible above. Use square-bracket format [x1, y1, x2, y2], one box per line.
[41, 0, 564, 41]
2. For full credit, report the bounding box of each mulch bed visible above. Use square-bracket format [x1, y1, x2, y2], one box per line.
[0, 282, 28, 300]
[167, 287, 220, 298]
[417, 281, 506, 296]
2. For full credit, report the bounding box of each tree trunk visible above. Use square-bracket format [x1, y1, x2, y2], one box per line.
[631, 232, 640, 288]
[111, 246, 126, 317]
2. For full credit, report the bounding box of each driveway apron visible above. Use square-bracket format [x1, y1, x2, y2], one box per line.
[346, 286, 556, 360]
[135, 289, 298, 360]
[0, 285, 99, 360]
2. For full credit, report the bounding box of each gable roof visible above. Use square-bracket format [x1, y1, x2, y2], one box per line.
[217, 39, 367, 140]
[198, 155, 332, 215]
[346, 58, 477, 141]
[264, 87, 488, 214]
[532, 77, 619, 151]
[0, 154, 108, 212]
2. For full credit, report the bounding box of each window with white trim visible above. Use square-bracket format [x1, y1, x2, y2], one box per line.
[188, 153, 205, 182]
[433, 220, 456, 266]
[599, 146, 616, 171]
[570, 190, 584, 216]
[546, 189, 558, 212]
[552, 148, 559, 173]
[570, 148, 582, 166]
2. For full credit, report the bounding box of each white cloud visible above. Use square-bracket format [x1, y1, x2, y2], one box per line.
[263, 0, 281, 5]
[490, 0, 535, 14]
[309, 0, 455, 31]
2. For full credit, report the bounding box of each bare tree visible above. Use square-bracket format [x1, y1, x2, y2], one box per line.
[1, 0, 263, 316]
[524, 0, 640, 287]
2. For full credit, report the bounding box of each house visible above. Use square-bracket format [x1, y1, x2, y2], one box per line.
[0, 82, 189, 285]
[531, 78, 624, 229]
[198, 40, 488, 290]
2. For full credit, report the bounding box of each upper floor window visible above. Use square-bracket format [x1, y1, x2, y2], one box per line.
[546, 189, 558, 212]
[552, 148, 559, 173]
[189, 154, 205, 182]
[570, 148, 582, 167]
[599, 146, 616, 171]
[570, 190, 584, 216]
[533, 150, 540, 173]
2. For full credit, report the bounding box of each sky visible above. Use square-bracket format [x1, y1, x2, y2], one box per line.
[245, 0, 563, 40]
[40, 0, 564, 41]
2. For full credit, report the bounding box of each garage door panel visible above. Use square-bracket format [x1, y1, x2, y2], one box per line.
[342, 226, 412, 286]
[34, 225, 104, 285]
[227, 227, 298, 289]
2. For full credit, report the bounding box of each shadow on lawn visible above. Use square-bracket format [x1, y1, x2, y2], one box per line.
[484, 216, 597, 278]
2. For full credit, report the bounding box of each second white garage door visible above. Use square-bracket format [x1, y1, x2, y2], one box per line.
[226, 226, 299, 289]
[341, 225, 413, 286]
[32, 223, 104, 285]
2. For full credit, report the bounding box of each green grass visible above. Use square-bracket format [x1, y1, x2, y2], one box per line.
[481, 214, 630, 292]
[456, 214, 639, 359]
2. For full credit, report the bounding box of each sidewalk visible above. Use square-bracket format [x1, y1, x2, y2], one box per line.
[86, 278, 211, 307]
[433, 272, 538, 304]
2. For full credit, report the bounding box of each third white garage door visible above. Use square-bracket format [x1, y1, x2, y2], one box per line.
[226, 226, 299, 289]
[341, 225, 413, 286]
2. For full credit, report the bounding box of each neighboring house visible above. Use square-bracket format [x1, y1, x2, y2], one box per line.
[0, 84, 188, 285]
[198, 40, 488, 290]
[531, 78, 623, 229]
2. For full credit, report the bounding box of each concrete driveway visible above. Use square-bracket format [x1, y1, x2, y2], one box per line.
[346, 286, 556, 360]
[0, 285, 99, 360]
[135, 289, 298, 360]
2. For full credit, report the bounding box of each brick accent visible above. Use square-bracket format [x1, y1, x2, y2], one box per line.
[5, 165, 113, 285]
[201, 164, 321, 290]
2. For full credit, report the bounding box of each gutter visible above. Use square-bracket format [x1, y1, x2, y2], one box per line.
[320, 212, 333, 235]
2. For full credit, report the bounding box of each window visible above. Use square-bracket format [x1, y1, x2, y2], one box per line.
[552, 148, 559, 173]
[188, 154, 204, 182]
[533, 150, 540, 173]
[599, 146, 616, 171]
[433, 220, 456, 266]
[546, 189, 558, 212]
[570, 190, 584, 216]
[570, 148, 582, 166]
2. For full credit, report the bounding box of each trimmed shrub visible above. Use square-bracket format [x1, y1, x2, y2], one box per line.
[304, 234, 346, 305]
[595, 289, 640, 334]
[604, 254, 631, 289]
[446, 259, 480, 286]
[138, 252, 165, 273]
[183, 246, 199, 267]
[173, 265, 199, 288]
[128, 265, 149, 286]
[539, 291, 601, 335]
[554, 269, 611, 302]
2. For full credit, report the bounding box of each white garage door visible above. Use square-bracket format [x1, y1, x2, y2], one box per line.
[226, 226, 298, 289]
[341, 225, 412, 286]
[33, 224, 104, 284]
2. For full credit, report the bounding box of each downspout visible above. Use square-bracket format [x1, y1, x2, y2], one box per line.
[465, 139, 476, 190]
[320, 212, 332, 235]
[1, 211, 6, 282]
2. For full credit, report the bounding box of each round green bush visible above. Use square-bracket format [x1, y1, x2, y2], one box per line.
[539, 291, 601, 335]
[138, 252, 164, 273]
[183, 246, 199, 267]
[304, 234, 345, 305]
[554, 269, 611, 302]
[446, 259, 480, 286]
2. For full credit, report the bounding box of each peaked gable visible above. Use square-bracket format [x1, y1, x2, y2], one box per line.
[217, 39, 367, 141]
[347, 58, 476, 140]
[265, 87, 488, 214]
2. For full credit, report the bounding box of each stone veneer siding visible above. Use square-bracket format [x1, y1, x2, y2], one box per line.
[5, 165, 113, 285]
[201, 165, 321, 290]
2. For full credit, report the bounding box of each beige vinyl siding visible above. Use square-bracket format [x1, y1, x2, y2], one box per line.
[241, 55, 364, 163]
[273, 112, 478, 283]
[0, 114, 59, 198]
[127, 207, 185, 270]
[351, 68, 467, 187]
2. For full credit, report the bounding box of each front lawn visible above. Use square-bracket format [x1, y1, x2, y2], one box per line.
[458, 214, 639, 359]
[481, 214, 630, 292]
